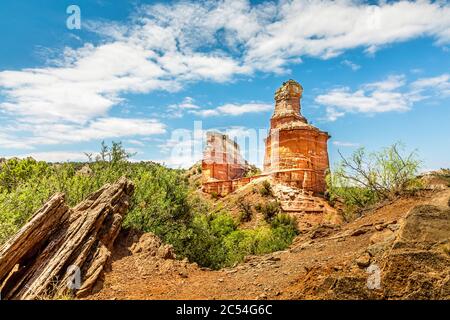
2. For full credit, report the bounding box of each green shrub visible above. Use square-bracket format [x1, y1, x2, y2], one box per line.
[244, 165, 261, 178]
[180, 213, 234, 269]
[237, 197, 253, 222]
[327, 143, 422, 219]
[259, 180, 273, 197]
[258, 201, 281, 222]
[210, 191, 219, 200]
[223, 223, 297, 266]
[271, 213, 297, 231]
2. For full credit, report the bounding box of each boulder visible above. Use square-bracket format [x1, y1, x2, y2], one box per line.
[381, 204, 450, 299]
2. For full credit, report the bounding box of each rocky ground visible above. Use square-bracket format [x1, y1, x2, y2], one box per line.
[91, 188, 450, 300]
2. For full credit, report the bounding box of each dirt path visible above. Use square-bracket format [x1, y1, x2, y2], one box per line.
[91, 190, 449, 300]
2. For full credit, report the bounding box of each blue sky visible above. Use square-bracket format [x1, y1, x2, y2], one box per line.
[0, 0, 449, 171]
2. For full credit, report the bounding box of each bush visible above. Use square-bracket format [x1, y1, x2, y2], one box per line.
[259, 180, 273, 197]
[327, 143, 422, 218]
[182, 213, 235, 269]
[257, 201, 281, 222]
[237, 197, 253, 222]
[223, 222, 297, 266]
[244, 165, 261, 178]
[210, 191, 219, 200]
[271, 213, 297, 231]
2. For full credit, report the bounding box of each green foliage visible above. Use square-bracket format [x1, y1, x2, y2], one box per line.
[210, 191, 219, 200]
[0, 142, 137, 244]
[259, 180, 273, 197]
[271, 213, 297, 231]
[0, 142, 297, 269]
[222, 222, 297, 266]
[0, 157, 52, 192]
[327, 143, 422, 219]
[244, 165, 261, 178]
[237, 197, 253, 222]
[256, 201, 281, 222]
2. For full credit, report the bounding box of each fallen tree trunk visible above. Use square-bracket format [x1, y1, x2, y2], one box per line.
[0, 177, 134, 300]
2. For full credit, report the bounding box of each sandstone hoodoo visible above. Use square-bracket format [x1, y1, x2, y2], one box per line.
[202, 79, 330, 196]
[202, 132, 247, 183]
[264, 80, 330, 193]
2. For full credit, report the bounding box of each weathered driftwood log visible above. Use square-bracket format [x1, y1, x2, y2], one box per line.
[0, 177, 134, 300]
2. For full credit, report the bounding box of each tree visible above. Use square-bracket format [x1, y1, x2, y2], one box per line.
[327, 143, 422, 212]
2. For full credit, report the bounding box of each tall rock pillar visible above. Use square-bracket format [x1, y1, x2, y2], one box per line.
[264, 80, 330, 194]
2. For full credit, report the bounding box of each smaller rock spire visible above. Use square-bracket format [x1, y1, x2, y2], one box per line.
[271, 79, 307, 128]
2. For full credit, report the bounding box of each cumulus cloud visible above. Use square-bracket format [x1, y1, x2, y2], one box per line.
[166, 97, 273, 118]
[243, 0, 450, 72]
[0, 0, 449, 148]
[167, 97, 202, 118]
[0, 117, 166, 150]
[411, 73, 450, 96]
[2, 0, 449, 119]
[316, 73, 450, 121]
[190, 103, 273, 117]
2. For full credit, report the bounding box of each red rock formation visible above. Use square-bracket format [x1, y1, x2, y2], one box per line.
[264, 80, 330, 193]
[202, 79, 330, 196]
[202, 132, 246, 183]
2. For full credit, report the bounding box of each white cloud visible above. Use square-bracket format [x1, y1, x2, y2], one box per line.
[341, 60, 361, 71]
[166, 97, 273, 118]
[167, 97, 202, 118]
[0, 117, 166, 150]
[316, 73, 450, 121]
[411, 73, 450, 96]
[1, 0, 449, 148]
[243, 0, 450, 72]
[333, 141, 360, 147]
[0, 133, 35, 150]
[2, 0, 449, 122]
[191, 103, 273, 117]
[316, 75, 413, 120]
[126, 139, 146, 147]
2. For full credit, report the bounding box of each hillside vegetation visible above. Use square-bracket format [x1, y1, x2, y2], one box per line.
[326, 143, 424, 221]
[0, 142, 296, 269]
